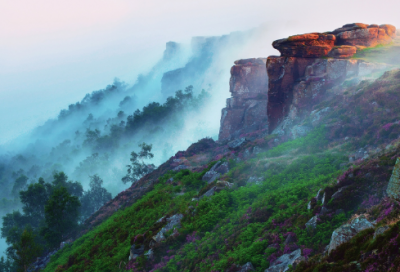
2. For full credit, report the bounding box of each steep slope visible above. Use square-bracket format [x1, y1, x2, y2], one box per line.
[41, 24, 400, 272]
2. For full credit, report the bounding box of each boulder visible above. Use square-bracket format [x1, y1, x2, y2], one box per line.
[247, 176, 263, 185]
[228, 137, 248, 150]
[328, 215, 374, 254]
[305, 215, 318, 229]
[335, 24, 395, 47]
[218, 58, 268, 141]
[386, 158, 400, 200]
[272, 33, 336, 58]
[202, 161, 229, 183]
[328, 45, 357, 58]
[173, 165, 188, 171]
[331, 186, 349, 200]
[144, 249, 154, 259]
[265, 249, 305, 272]
[284, 233, 297, 245]
[151, 214, 184, 246]
[373, 225, 390, 239]
[239, 262, 255, 272]
[129, 244, 144, 261]
[199, 186, 218, 199]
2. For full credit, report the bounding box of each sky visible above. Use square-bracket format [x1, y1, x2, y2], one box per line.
[0, 0, 399, 145]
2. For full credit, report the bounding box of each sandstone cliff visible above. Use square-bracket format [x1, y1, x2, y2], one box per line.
[219, 23, 397, 141]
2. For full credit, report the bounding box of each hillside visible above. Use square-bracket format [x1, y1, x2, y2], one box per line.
[2, 23, 400, 272]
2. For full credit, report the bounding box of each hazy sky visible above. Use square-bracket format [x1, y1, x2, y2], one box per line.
[1, 0, 399, 144]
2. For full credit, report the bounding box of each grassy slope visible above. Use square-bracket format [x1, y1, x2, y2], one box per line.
[45, 70, 400, 272]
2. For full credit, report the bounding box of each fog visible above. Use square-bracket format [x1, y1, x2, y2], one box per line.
[1, 0, 400, 260]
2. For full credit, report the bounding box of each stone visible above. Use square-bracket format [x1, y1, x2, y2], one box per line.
[335, 25, 395, 47]
[373, 225, 390, 239]
[291, 125, 310, 139]
[239, 262, 255, 272]
[144, 249, 154, 259]
[387, 158, 400, 200]
[202, 161, 229, 183]
[129, 244, 144, 260]
[305, 215, 318, 229]
[228, 137, 248, 150]
[320, 206, 331, 215]
[284, 233, 297, 244]
[328, 45, 357, 58]
[218, 58, 268, 141]
[315, 189, 324, 202]
[247, 176, 263, 185]
[199, 186, 218, 199]
[264, 249, 304, 272]
[272, 33, 336, 58]
[331, 186, 349, 200]
[151, 214, 184, 246]
[173, 165, 188, 171]
[327, 215, 374, 254]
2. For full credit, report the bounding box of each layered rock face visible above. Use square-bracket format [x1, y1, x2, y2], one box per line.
[219, 58, 268, 140]
[268, 23, 396, 132]
[219, 23, 396, 140]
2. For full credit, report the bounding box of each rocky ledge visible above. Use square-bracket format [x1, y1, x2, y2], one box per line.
[219, 23, 397, 140]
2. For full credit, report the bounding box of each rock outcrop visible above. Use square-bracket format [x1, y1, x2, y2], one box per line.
[265, 249, 304, 272]
[219, 23, 396, 139]
[387, 157, 400, 200]
[327, 215, 374, 254]
[219, 58, 268, 141]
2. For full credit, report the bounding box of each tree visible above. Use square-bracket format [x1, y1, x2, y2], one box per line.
[41, 187, 80, 249]
[11, 175, 29, 197]
[51, 172, 83, 198]
[79, 175, 112, 220]
[0, 256, 13, 272]
[122, 143, 155, 184]
[12, 227, 42, 272]
[19, 178, 48, 228]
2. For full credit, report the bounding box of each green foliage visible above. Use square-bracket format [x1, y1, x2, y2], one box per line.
[12, 227, 42, 272]
[122, 142, 155, 184]
[79, 175, 112, 221]
[41, 187, 81, 249]
[259, 126, 328, 158]
[11, 175, 29, 197]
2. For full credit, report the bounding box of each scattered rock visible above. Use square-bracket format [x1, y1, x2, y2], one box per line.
[173, 165, 188, 171]
[129, 244, 144, 261]
[335, 209, 344, 215]
[305, 215, 319, 229]
[264, 249, 305, 272]
[327, 215, 374, 254]
[320, 206, 331, 215]
[239, 262, 255, 272]
[144, 249, 154, 259]
[387, 158, 400, 200]
[373, 225, 390, 239]
[151, 214, 184, 246]
[228, 138, 248, 150]
[28, 250, 57, 272]
[199, 187, 218, 199]
[247, 176, 263, 185]
[202, 161, 230, 183]
[284, 233, 297, 245]
[331, 186, 349, 200]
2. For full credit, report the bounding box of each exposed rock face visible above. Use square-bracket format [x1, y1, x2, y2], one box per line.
[273, 33, 336, 58]
[202, 161, 229, 183]
[151, 214, 184, 246]
[129, 244, 144, 261]
[218, 23, 396, 140]
[219, 58, 268, 141]
[387, 158, 400, 200]
[240, 262, 255, 272]
[265, 249, 304, 272]
[327, 215, 374, 254]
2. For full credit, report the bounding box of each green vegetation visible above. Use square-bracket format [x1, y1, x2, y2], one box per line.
[43, 127, 348, 272]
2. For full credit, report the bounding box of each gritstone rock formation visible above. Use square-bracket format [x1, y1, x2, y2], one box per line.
[219, 23, 397, 140]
